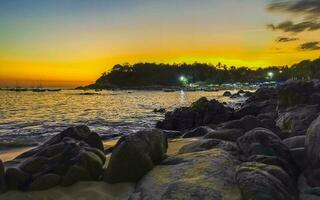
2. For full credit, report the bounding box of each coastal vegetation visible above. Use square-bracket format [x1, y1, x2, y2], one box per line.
[85, 58, 320, 89]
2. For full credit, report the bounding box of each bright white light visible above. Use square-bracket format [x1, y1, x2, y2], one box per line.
[268, 72, 274, 78]
[180, 76, 186, 82]
[279, 70, 283, 74]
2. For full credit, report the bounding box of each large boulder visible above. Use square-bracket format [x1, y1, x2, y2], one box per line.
[178, 139, 239, 156]
[277, 80, 314, 110]
[276, 105, 319, 137]
[234, 88, 278, 118]
[235, 162, 297, 200]
[157, 97, 231, 131]
[305, 115, 320, 169]
[131, 149, 242, 200]
[103, 129, 168, 183]
[182, 126, 213, 138]
[4, 126, 106, 191]
[237, 128, 293, 163]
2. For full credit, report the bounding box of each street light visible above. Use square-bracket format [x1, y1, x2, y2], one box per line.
[268, 72, 274, 79]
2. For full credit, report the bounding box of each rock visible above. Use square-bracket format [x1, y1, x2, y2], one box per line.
[310, 93, 320, 105]
[304, 169, 320, 187]
[233, 88, 278, 118]
[230, 93, 241, 99]
[301, 188, 320, 199]
[0, 160, 6, 193]
[163, 130, 183, 139]
[283, 136, 306, 149]
[4, 126, 106, 191]
[221, 115, 263, 132]
[257, 112, 278, 121]
[248, 155, 298, 178]
[29, 174, 61, 191]
[234, 100, 277, 118]
[182, 126, 213, 138]
[42, 125, 104, 151]
[153, 108, 166, 113]
[277, 105, 319, 137]
[204, 128, 244, 142]
[223, 91, 232, 97]
[237, 128, 294, 164]
[290, 147, 306, 170]
[156, 97, 231, 131]
[277, 80, 314, 110]
[131, 149, 241, 200]
[103, 129, 168, 183]
[61, 165, 92, 186]
[5, 167, 30, 190]
[305, 114, 320, 169]
[178, 139, 239, 155]
[235, 162, 297, 200]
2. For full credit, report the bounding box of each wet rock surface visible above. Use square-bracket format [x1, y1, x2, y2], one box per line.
[103, 129, 168, 183]
[3, 126, 106, 191]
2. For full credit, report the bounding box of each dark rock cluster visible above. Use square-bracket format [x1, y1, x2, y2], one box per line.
[153, 79, 320, 199]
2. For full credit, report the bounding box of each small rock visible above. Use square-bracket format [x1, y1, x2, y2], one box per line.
[283, 136, 306, 149]
[223, 91, 232, 97]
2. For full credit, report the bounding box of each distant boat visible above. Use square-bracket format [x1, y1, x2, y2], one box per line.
[47, 89, 61, 92]
[162, 88, 175, 92]
[32, 88, 46, 92]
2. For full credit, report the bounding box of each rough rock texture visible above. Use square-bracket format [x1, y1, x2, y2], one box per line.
[234, 88, 277, 118]
[235, 162, 297, 200]
[220, 115, 263, 132]
[131, 149, 242, 200]
[277, 80, 314, 110]
[178, 139, 239, 155]
[156, 97, 231, 131]
[182, 126, 213, 138]
[305, 115, 320, 169]
[237, 128, 294, 164]
[4, 126, 106, 191]
[204, 129, 244, 142]
[277, 105, 319, 137]
[103, 129, 168, 183]
[283, 136, 306, 149]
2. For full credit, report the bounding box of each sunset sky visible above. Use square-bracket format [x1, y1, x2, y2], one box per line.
[0, 0, 319, 87]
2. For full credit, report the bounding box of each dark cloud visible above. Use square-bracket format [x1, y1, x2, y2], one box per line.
[268, 21, 320, 33]
[276, 37, 299, 42]
[268, 0, 320, 19]
[300, 41, 320, 50]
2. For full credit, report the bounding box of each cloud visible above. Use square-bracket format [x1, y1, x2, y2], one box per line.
[268, 21, 320, 33]
[268, 0, 320, 20]
[299, 41, 320, 50]
[276, 37, 299, 42]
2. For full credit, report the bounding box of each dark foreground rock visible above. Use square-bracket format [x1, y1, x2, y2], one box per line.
[306, 115, 320, 169]
[103, 129, 168, 183]
[182, 126, 213, 138]
[157, 97, 231, 131]
[0, 160, 5, 193]
[236, 162, 297, 200]
[276, 105, 319, 137]
[131, 148, 242, 200]
[4, 126, 106, 191]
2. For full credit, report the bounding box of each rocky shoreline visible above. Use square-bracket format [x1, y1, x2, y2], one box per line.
[1, 79, 320, 199]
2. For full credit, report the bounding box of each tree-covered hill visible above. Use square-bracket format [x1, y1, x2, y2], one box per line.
[84, 58, 320, 89]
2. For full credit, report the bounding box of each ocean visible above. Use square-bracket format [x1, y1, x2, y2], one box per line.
[0, 89, 247, 150]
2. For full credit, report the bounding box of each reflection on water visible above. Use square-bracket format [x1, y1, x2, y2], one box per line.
[0, 90, 245, 148]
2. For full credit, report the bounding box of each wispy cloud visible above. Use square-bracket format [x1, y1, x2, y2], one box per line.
[276, 37, 299, 42]
[268, 21, 320, 33]
[299, 41, 320, 50]
[268, 0, 320, 20]
[267, 0, 320, 34]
